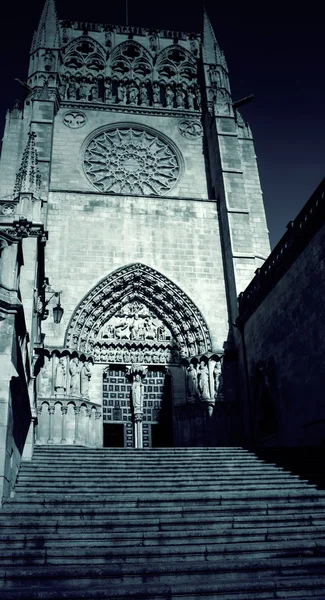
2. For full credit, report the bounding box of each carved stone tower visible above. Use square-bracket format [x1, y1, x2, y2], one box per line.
[0, 0, 270, 475]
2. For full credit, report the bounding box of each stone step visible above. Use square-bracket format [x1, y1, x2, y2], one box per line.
[1, 577, 325, 600]
[8, 488, 325, 504]
[1, 513, 324, 532]
[4, 446, 325, 599]
[1, 538, 325, 564]
[14, 481, 313, 494]
[18, 463, 297, 472]
[0, 557, 325, 589]
[5, 498, 325, 517]
[2, 525, 325, 549]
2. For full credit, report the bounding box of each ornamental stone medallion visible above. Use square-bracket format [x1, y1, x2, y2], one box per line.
[83, 126, 181, 195]
[63, 111, 86, 128]
[178, 119, 202, 138]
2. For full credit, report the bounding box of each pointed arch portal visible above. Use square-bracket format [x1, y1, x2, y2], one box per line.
[65, 263, 212, 364]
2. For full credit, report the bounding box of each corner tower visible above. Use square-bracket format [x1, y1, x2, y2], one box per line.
[0, 1, 270, 463]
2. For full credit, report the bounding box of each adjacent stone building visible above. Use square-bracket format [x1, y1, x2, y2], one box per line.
[0, 0, 279, 500]
[236, 178, 325, 449]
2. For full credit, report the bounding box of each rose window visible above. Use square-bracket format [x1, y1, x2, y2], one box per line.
[84, 127, 180, 195]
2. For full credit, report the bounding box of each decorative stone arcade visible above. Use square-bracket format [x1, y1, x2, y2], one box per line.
[35, 264, 229, 447]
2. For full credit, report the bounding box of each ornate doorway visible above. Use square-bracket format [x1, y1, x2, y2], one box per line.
[102, 366, 172, 448]
[63, 264, 213, 448]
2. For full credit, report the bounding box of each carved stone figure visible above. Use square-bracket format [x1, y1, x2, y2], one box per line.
[187, 88, 195, 110]
[136, 349, 144, 363]
[67, 78, 78, 100]
[132, 374, 143, 413]
[93, 345, 100, 361]
[123, 349, 131, 363]
[139, 82, 149, 106]
[69, 358, 81, 396]
[128, 82, 138, 105]
[108, 348, 116, 362]
[39, 356, 52, 396]
[144, 350, 151, 363]
[55, 357, 66, 393]
[104, 78, 112, 102]
[79, 78, 90, 100]
[117, 82, 126, 103]
[186, 364, 198, 398]
[176, 86, 185, 108]
[166, 85, 174, 107]
[158, 348, 166, 363]
[190, 37, 199, 56]
[213, 361, 224, 399]
[152, 82, 160, 104]
[198, 361, 210, 399]
[115, 349, 123, 362]
[80, 361, 92, 397]
[100, 346, 108, 362]
[59, 81, 67, 100]
[195, 87, 201, 109]
[149, 34, 158, 52]
[90, 84, 99, 102]
[152, 350, 159, 363]
[104, 30, 113, 48]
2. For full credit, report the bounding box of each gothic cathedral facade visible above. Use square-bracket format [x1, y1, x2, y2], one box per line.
[0, 0, 270, 499]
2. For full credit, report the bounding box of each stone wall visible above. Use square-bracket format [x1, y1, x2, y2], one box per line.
[42, 107, 230, 354]
[236, 178, 325, 447]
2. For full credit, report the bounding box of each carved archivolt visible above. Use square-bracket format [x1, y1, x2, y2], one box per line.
[83, 125, 181, 196]
[65, 264, 212, 362]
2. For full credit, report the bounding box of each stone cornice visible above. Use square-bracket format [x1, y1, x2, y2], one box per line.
[60, 101, 201, 120]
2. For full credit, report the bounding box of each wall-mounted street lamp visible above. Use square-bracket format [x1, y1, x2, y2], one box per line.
[51, 293, 64, 324]
[37, 283, 64, 324]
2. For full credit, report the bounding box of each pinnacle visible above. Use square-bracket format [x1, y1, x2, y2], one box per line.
[33, 0, 60, 51]
[202, 7, 228, 71]
[13, 132, 41, 198]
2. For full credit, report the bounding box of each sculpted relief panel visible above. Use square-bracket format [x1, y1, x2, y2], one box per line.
[83, 126, 181, 196]
[99, 301, 171, 342]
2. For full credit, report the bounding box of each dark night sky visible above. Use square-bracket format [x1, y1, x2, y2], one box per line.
[0, 0, 324, 248]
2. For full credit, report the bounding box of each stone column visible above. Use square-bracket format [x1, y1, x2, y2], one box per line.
[134, 414, 143, 449]
[86, 408, 92, 445]
[61, 406, 67, 444]
[74, 406, 80, 445]
[95, 411, 102, 447]
[48, 405, 55, 444]
[35, 406, 43, 444]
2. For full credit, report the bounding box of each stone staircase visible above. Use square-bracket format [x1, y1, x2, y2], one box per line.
[1, 446, 325, 599]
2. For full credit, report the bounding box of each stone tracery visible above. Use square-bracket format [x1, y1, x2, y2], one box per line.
[59, 36, 201, 110]
[60, 36, 106, 102]
[65, 264, 212, 363]
[83, 126, 180, 195]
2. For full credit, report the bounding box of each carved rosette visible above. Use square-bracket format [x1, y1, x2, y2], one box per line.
[65, 264, 212, 362]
